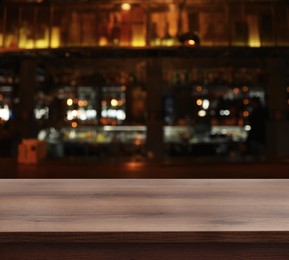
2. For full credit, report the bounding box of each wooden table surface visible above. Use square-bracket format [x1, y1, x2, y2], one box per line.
[1, 179, 289, 233]
[1, 179, 289, 259]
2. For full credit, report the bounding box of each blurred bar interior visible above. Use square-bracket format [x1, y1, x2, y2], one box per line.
[0, 0, 289, 160]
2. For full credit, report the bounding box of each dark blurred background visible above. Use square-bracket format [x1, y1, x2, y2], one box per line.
[0, 0, 289, 172]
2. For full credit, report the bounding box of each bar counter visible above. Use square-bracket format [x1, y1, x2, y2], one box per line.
[1, 179, 289, 259]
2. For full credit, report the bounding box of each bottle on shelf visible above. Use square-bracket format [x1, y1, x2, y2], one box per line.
[98, 14, 110, 47]
[99, 25, 109, 47]
[162, 22, 174, 46]
[111, 15, 121, 46]
[131, 7, 146, 47]
[149, 22, 161, 46]
[68, 11, 81, 46]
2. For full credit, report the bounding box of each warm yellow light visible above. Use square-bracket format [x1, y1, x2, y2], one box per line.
[243, 99, 249, 105]
[126, 161, 145, 170]
[35, 39, 49, 49]
[67, 98, 73, 106]
[249, 40, 261, 48]
[242, 86, 249, 92]
[162, 38, 175, 47]
[25, 40, 34, 49]
[35, 28, 49, 49]
[51, 27, 60, 48]
[111, 99, 118, 107]
[185, 39, 196, 46]
[243, 111, 249, 117]
[71, 122, 78, 128]
[132, 39, 146, 47]
[78, 100, 88, 107]
[121, 3, 131, 11]
[121, 85, 127, 91]
[247, 15, 261, 47]
[99, 36, 108, 47]
[196, 99, 202, 106]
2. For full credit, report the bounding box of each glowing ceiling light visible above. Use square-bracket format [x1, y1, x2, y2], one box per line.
[202, 99, 210, 110]
[71, 122, 78, 128]
[0, 104, 10, 121]
[111, 99, 119, 107]
[224, 110, 230, 116]
[196, 99, 202, 106]
[245, 125, 251, 131]
[243, 111, 249, 117]
[198, 110, 206, 117]
[71, 110, 78, 118]
[67, 98, 73, 106]
[121, 3, 131, 11]
[220, 110, 230, 116]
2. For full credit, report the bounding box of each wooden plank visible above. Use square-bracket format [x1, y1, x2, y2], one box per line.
[1, 179, 289, 235]
[2, 179, 289, 259]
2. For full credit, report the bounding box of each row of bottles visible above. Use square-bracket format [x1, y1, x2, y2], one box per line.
[64, 9, 180, 47]
[163, 67, 265, 87]
[0, 4, 190, 49]
[1, 2, 288, 49]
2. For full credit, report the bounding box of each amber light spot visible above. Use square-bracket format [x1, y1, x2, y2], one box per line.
[243, 111, 249, 117]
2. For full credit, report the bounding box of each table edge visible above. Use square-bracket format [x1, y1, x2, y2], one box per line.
[1, 231, 289, 244]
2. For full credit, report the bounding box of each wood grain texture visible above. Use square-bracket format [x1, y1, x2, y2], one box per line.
[1, 179, 289, 234]
[2, 179, 289, 259]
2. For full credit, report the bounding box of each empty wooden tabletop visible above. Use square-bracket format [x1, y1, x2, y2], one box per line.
[1, 179, 289, 235]
[2, 179, 289, 259]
